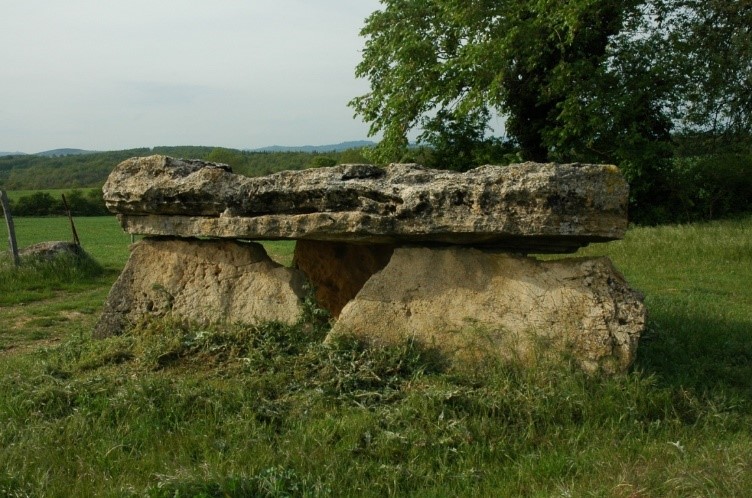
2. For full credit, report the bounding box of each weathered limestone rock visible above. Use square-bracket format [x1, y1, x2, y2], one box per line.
[94, 237, 308, 337]
[328, 247, 646, 374]
[292, 240, 395, 318]
[20, 241, 84, 260]
[104, 155, 629, 253]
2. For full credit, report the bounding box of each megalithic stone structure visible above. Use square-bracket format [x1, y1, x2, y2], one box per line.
[102, 155, 628, 252]
[96, 155, 646, 374]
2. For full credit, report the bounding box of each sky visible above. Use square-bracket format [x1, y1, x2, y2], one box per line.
[0, 0, 382, 153]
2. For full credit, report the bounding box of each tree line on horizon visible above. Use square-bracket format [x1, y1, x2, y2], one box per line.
[0, 146, 373, 217]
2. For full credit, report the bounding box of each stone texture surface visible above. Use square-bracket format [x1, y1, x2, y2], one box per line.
[292, 240, 395, 318]
[20, 241, 83, 260]
[94, 237, 308, 337]
[328, 247, 646, 374]
[104, 155, 629, 253]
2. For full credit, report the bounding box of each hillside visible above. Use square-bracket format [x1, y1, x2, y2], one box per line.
[252, 140, 375, 153]
[0, 144, 371, 190]
[35, 148, 94, 157]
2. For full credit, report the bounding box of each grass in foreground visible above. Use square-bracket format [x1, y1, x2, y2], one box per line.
[0, 215, 750, 496]
[1, 319, 749, 497]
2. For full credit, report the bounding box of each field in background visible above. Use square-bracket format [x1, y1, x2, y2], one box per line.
[0, 215, 750, 496]
[0, 216, 294, 353]
[0, 216, 295, 270]
[3, 216, 133, 269]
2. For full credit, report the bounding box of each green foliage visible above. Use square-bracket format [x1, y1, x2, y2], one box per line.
[665, 153, 752, 222]
[3, 188, 108, 217]
[308, 155, 337, 168]
[0, 149, 151, 189]
[419, 109, 519, 171]
[0, 146, 377, 192]
[350, 0, 653, 163]
[656, 0, 752, 138]
[206, 147, 245, 170]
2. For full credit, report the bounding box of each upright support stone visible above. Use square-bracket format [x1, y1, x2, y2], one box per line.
[293, 240, 395, 318]
[94, 237, 309, 337]
[328, 247, 646, 374]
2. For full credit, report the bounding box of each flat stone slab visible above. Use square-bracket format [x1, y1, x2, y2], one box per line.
[104, 155, 629, 253]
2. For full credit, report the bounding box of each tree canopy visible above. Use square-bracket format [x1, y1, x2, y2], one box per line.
[350, 0, 750, 168]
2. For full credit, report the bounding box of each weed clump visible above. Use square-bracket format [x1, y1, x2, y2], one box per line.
[0, 247, 104, 305]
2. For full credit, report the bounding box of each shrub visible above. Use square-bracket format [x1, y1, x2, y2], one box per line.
[668, 153, 752, 222]
[6, 189, 108, 217]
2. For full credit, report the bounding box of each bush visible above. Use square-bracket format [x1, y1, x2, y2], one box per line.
[13, 192, 59, 216]
[5, 189, 108, 217]
[308, 156, 337, 168]
[667, 153, 752, 222]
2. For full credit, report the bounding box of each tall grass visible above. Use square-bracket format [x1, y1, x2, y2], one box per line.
[576, 217, 752, 395]
[1, 319, 749, 496]
[0, 251, 105, 305]
[0, 216, 750, 496]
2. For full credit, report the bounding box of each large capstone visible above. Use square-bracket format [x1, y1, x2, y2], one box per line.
[327, 247, 646, 374]
[94, 237, 308, 337]
[103, 155, 629, 253]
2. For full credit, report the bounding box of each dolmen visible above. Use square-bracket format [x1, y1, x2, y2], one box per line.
[95, 155, 646, 374]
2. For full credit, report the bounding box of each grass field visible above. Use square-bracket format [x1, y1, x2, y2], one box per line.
[0, 217, 295, 355]
[0, 215, 751, 496]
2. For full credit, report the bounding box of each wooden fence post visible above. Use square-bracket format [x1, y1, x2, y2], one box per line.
[61, 194, 81, 246]
[0, 190, 20, 267]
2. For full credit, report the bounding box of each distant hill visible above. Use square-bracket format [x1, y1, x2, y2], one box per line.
[35, 148, 95, 157]
[0, 151, 26, 157]
[251, 140, 375, 153]
[0, 143, 374, 190]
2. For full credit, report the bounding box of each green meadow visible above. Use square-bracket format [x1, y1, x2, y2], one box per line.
[0, 215, 750, 496]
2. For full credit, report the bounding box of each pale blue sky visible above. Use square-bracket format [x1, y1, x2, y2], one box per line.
[0, 0, 381, 153]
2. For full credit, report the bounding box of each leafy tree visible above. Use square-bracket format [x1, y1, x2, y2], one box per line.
[337, 148, 369, 164]
[663, 0, 752, 141]
[14, 192, 59, 216]
[349, 0, 752, 220]
[206, 147, 245, 170]
[419, 109, 516, 170]
[308, 156, 338, 168]
[350, 0, 666, 164]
